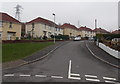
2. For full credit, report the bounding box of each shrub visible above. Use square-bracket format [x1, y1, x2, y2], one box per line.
[43, 36, 48, 40]
[16, 37, 19, 40]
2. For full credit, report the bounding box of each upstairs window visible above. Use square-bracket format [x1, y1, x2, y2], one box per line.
[32, 23, 34, 30]
[9, 22, 12, 28]
[44, 24, 46, 29]
[55, 28, 57, 31]
[58, 28, 60, 31]
[49, 26, 51, 30]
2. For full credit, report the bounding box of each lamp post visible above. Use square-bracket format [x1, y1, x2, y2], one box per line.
[52, 13, 55, 43]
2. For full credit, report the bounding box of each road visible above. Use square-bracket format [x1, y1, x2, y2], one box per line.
[2, 41, 119, 83]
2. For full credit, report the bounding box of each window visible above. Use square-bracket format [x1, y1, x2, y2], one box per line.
[58, 28, 60, 31]
[13, 33, 16, 36]
[48, 26, 51, 30]
[0, 21, 3, 27]
[44, 24, 46, 29]
[32, 23, 34, 30]
[48, 32, 51, 37]
[55, 28, 57, 31]
[9, 22, 12, 28]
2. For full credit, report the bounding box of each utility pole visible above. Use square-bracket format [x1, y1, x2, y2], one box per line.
[95, 19, 97, 29]
[14, 4, 23, 21]
[52, 13, 56, 44]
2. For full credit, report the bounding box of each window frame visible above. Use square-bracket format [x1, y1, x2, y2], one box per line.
[9, 22, 12, 28]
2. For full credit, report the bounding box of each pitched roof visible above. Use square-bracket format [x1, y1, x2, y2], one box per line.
[112, 30, 120, 34]
[26, 17, 58, 27]
[60, 23, 78, 30]
[79, 26, 93, 31]
[0, 12, 21, 23]
[93, 28, 109, 33]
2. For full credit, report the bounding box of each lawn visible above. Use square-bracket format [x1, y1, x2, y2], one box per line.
[2, 42, 54, 62]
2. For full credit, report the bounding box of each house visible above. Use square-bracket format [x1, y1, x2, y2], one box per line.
[25, 17, 63, 39]
[0, 12, 21, 40]
[60, 23, 80, 39]
[79, 26, 96, 38]
[93, 28, 109, 34]
[112, 29, 120, 34]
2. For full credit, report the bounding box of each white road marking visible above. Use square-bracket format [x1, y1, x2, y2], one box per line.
[68, 77, 81, 80]
[4, 74, 14, 77]
[86, 78, 100, 82]
[86, 44, 95, 56]
[70, 73, 80, 76]
[105, 80, 117, 83]
[35, 75, 47, 77]
[51, 76, 63, 79]
[68, 60, 72, 78]
[68, 60, 81, 80]
[85, 75, 98, 78]
[19, 74, 31, 77]
[103, 77, 116, 80]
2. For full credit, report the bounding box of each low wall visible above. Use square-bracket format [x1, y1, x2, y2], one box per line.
[98, 43, 120, 59]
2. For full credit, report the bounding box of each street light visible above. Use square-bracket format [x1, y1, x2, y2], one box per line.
[52, 13, 55, 43]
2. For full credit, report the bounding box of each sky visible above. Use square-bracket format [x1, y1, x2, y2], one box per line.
[0, 0, 119, 31]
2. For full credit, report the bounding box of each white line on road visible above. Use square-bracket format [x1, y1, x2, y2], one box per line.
[68, 60, 72, 78]
[68, 60, 81, 80]
[86, 44, 95, 56]
[85, 75, 98, 78]
[35, 75, 47, 78]
[105, 80, 117, 83]
[103, 77, 116, 80]
[4, 74, 14, 77]
[19, 74, 31, 77]
[86, 78, 100, 82]
[70, 73, 80, 76]
[68, 77, 81, 80]
[51, 76, 63, 79]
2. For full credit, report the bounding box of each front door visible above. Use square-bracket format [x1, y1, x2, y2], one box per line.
[0, 32, 2, 40]
[7, 33, 11, 40]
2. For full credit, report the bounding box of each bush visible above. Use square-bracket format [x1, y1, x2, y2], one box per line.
[51, 35, 69, 40]
[96, 34, 120, 40]
[16, 37, 19, 40]
[103, 34, 120, 40]
[43, 36, 48, 40]
[27, 33, 32, 40]
[50, 35, 54, 38]
[58, 35, 69, 40]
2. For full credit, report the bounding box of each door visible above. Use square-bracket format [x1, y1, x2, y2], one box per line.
[0, 32, 2, 40]
[7, 33, 11, 40]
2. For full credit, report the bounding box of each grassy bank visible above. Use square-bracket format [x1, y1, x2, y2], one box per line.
[2, 42, 54, 62]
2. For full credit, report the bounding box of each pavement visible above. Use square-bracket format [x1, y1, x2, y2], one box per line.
[85, 41, 120, 68]
[2, 40, 120, 83]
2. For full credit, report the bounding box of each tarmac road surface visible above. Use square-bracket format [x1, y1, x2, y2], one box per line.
[2, 41, 119, 83]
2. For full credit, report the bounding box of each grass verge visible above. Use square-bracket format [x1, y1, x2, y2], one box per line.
[2, 42, 54, 62]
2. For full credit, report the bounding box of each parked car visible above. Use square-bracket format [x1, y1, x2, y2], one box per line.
[74, 37, 81, 41]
